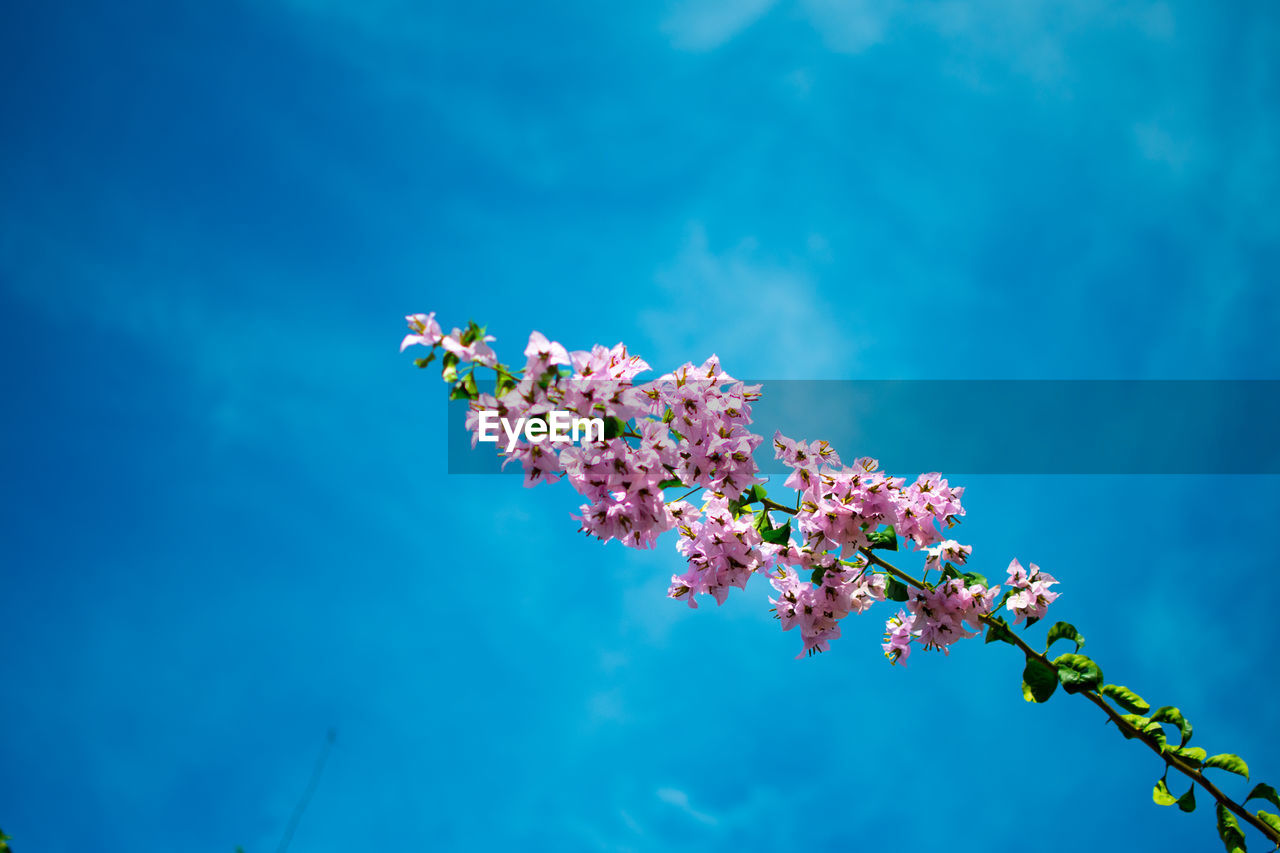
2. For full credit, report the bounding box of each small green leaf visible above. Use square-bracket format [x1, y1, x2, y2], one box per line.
[1117, 713, 1166, 749]
[867, 528, 898, 551]
[1153, 778, 1179, 806]
[1022, 658, 1058, 703]
[757, 517, 788, 545]
[961, 571, 988, 588]
[1177, 784, 1197, 813]
[537, 366, 559, 389]
[602, 416, 628, 440]
[1246, 783, 1280, 811]
[984, 618, 1016, 647]
[744, 484, 768, 504]
[495, 369, 517, 396]
[1045, 621, 1085, 654]
[1205, 755, 1250, 780]
[1258, 811, 1280, 834]
[657, 478, 685, 490]
[1101, 684, 1151, 715]
[1216, 803, 1247, 853]
[753, 510, 772, 533]
[884, 576, 910, 602]
[1024, 615, 1040, 629]
[1142, 721, 1168, 751]
[440, 351, 460, 383]
[1171, 746, 1208, 767]
[1117, 713, 1151, 739]
[413, 352, 437, 368]
[1151, 706, 1193, 747]
[459, 320, 482, 345]
[448, 375, 478, 401]
[1052, 653, 1103, 694]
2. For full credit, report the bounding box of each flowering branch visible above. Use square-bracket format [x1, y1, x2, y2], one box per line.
[400, 311, 1280, 852]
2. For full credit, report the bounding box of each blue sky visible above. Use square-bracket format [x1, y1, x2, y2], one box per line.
[2, 1, 1278, 851]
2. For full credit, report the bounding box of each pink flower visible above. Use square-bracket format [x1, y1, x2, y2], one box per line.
[570, 343, 650, 380]
[1004, 559, 1060, 625]
[882, 610, 916, 665]
[668, 496, 780, 608]
[523, 331, 571, 373]
[400, 312, 443, 351]
[441, 327, 498, 367]
[924, 539, 972, 573]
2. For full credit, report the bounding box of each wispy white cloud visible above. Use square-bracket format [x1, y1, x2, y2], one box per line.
[656, 787, 718, 825]
[1132, 119, 1196, 172]
[799, 0, 896, 53]
[640, 224, 860, 378]
[662, 0, 777, 51]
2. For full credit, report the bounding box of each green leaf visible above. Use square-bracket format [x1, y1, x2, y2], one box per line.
[1117, 714, 1166, 749]
[753, 510, 771, 533]
[1118, 713, 1150, 736]
[448, 374, 478, 401]
[885, 576, 910, 602]
[759, 520, 792, 546]
[744, 484, 768, 504]
[1101, 684, 1151, 715]
[961, 571, 988, 588]
[459, 320, 482, 345]
[1171, 746, 1208, 767]
[1142, 721, 1168, 751]
[1205, 754, 1250, 780]
[657, 478, 685, 490]
[1022, 658, 1058, 703]
[413, 352, 437, 369]
[1151, 706, 1193, 747]
[1053, 653, 1103, 694]
[867, 527, 898, 551]
[537, 366, 559, 389]
[1246, 783, 1280, 812]
[1258, 811, 1280, 834]
[1045, 621, 1086, 654]
[602, 416, 628, 440]
[1153, 778, 1178, 806]
[440, 352, 459, 383]
[1024, 615, 1040, 629]
[1216, 803, 1247, 853]
[495, 369, 517, 396]
[1177, 784, 1197, 813]
[984, 618, 1016, 647]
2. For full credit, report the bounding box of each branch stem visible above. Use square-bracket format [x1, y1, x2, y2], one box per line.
[859, 549, 1279, 846]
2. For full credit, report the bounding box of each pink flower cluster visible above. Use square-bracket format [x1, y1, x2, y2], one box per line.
[1004, 559, 1061, 625]
[561, 432, 676, 550]
[776, 435, 965, 557]
[401, 312, 497, 366]
[668, 496, 781, 608]
[461, 332, 653, 485]
[770, 563, 887, 656]
[638, 358, 765, 496]
[403, 313, 1061, 660]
